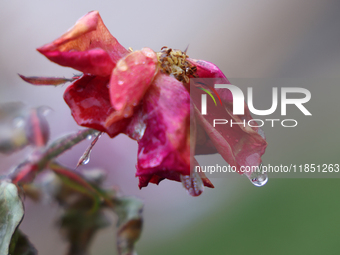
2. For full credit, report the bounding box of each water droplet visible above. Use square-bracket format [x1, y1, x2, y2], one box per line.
[81, 153, 91, 165]
[77, 132, 103, 167]
[124, 113, 129, 118]
[118, 80, 124, 86]
[246, 164, 268, 187]
[77, 147, 92, 166]
[250, 172, 268, 187]
[38, 106, 53, 116]
[257, 128, 265, 139]
[12, 117, 25, 128]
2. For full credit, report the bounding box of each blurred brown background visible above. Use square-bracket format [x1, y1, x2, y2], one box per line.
[1, 0, 340, 254]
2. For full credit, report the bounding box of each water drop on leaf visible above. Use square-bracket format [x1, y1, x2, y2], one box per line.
[80, 152, 91, 165]
[77, 132, 102, 167]
[12, 117, 25, 128]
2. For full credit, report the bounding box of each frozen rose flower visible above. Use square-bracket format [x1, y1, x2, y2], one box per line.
[20, 11, 267, 196]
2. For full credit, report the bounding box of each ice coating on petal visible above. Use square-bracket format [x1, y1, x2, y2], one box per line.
[192, 157, 214, 188]
[181, 172, 204, 197]
[136, 73, 191, 188]
[38, 11, 128, 76]
[63, 75, 131, 137]
[189, 106, 214, 188]
[195, 105, 266, 174]
[189, 59, 267, 174]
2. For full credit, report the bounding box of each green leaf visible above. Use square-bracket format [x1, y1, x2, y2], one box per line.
[0, 181, 24, 255]
[9, 229, 37, 255]
[59, 210, 110, 255]
[11, 129, 99, 185]
[114, 197, 144, 255]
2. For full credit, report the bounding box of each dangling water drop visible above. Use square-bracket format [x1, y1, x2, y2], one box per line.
[12, 117, 25, 128]
[250, 172, 268, 187]
[181, 172, 204, 196]
[38, 106, 53, 116]
[80, 152, 91, 165]
[246, 163, 268, 187]
[77, 132, 103, 167]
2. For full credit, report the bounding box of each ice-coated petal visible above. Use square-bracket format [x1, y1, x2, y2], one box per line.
[135, 73, 191, 188]
[194, 103, 267, 174]
[190, 59, 267, 174]
[38, 11, 128, 76]
[105, 48, 158, 125]
[63, 75, 131, 137]
[192, 157, 214, 188]
[189, 105, 214, 188]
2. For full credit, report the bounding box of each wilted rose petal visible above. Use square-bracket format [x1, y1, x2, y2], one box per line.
[39, 49, 116, 76]
[190, 62, 267, 174]
[188, 58, 228, 79]
[37, 11, 128, 75]
[21, 11, 268, 193]
[106, 48, 158, 125]
[136, 74, 191, 188]
[64, 75, 131, 137]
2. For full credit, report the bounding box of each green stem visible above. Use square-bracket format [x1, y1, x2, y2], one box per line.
[11, 129, 99, 184]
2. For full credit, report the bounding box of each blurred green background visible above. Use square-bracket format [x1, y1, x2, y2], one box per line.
[1, 0, 340, 254]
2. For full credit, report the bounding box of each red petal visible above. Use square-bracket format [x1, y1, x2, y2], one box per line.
[135, 74, 191, 188]
[188, 58, 228, 79]
[189, 59, 267, 174]
[105, 48, 158, 125]
[38, 11, 128, 75]
[39, 49, 116, 76]
[194, 123, 218, 155]
[63, 75, 131, 137]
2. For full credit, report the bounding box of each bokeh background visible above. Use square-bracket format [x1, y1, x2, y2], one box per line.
[1, 0, 340, 254]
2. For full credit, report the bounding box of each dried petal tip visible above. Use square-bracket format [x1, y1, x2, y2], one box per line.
[36, 10, 128, 76]
[18, 74, 75, 86]
[105, 48, 158, 126]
